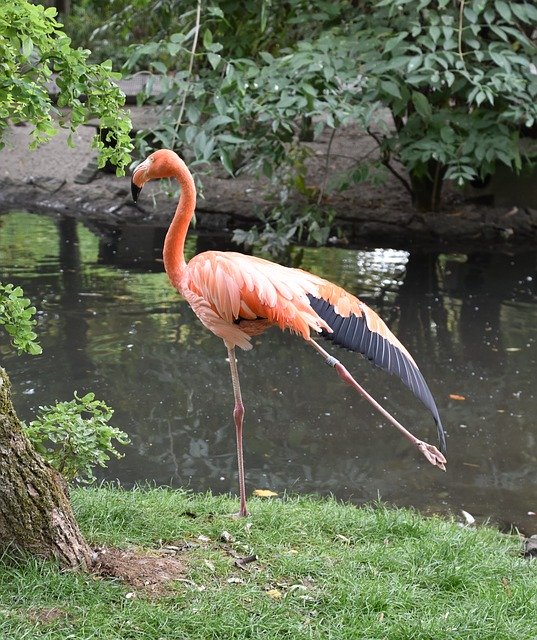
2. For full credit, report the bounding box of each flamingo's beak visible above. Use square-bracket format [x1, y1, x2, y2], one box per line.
[131, 180, 142, 203]
[131, 158, 151, 203]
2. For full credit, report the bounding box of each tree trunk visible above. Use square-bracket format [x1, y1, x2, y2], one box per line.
[0, 367, 92, 569]
[409, 160, 446, 212]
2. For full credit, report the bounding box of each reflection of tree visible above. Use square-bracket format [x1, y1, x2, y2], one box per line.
[458, 253, 503, 369]
[57, 217, 93, 379]
[396, 252, 453, 368]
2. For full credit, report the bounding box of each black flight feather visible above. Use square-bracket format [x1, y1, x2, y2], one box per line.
[307, 294, 447, 453]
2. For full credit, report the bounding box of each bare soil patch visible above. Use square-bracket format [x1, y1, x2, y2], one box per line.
[93, 546, 187, 595]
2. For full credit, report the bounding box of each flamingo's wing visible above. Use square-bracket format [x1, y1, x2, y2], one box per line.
[184, 252, 446, 452]
[306, 292, 446, 453]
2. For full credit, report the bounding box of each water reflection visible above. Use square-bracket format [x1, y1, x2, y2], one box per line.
[0, 211, 535, 533]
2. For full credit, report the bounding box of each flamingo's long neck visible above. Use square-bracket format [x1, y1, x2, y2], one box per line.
[162, 157, 196, 291]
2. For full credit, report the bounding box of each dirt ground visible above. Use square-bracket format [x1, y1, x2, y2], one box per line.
[1, 115, 536, 251]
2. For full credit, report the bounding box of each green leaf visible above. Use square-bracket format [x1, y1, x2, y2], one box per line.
[151, 61, 167, 74]
[207, 53, 221, 70]
[380, 80, 402, 99]
[429, 26, 440, 43]
[384, 32, 408, 52]
[219, 148, 234, 176]
[412, 91, 432, 120]
[203, 29, 213, 49]
[494, 0, 511, 21]
[21, 36, 34, 59]
[218, 134, 246, 144]
[186, 103, 201, 124]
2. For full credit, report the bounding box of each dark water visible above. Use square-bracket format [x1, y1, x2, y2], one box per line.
[1, 211, 536, 533]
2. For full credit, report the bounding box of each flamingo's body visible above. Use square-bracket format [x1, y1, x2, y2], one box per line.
[132, 149, 447, 516]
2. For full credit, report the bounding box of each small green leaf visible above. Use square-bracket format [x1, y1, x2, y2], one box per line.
[219, 148, 234, 176]
[494, 0, 512, 21]
[203, 29, 213, 49]
[412, 91, 432, 120]
[207, 52, 221, 69]
[380, 80, 402, 99]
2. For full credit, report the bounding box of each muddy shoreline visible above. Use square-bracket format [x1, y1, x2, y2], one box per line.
[1, 121, 536, 253]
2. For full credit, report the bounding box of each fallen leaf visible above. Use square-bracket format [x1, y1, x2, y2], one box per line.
[449, 394, 466, 401]
[288, 584, 307, 593]
[204, 559, 215, 572]
[461, 510, 475, 525]
[335, 534, 351, 544]
[501, 577, 512, 595]
[227, 577, 244, 584]
[253, 489, 278, 498]
[197, 535, 211, 543]
[220, 530, 234, 543]
[266, 589, 282, 599]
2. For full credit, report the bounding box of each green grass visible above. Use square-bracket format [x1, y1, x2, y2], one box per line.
[1, 487, 536, 639]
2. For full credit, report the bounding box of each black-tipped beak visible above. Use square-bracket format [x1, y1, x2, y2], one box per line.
[131, 180, 142, 203]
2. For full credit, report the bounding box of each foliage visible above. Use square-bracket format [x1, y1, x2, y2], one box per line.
[122, 0, 536, 219]
[0, 0, 133, 173]
[0, 283, 42, 355]
[348, 0, 537, 209]
[63, 0, 353, 66]
[233, 204, 335, 259]
[0, 280, 128, 483]
[58, 0, 537, 222]
[23, 392, 130, 484]
[125, 8, 365, 253]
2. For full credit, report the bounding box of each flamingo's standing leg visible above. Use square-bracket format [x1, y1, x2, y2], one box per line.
[227, 346, 249, 516]
[308, 339, 447, 471]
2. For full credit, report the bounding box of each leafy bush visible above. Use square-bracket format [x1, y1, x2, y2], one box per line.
[0, 283, 42, 355]
[61, 0, 537, 225]
[0, 0, 133, 173]
[125, 10, 365, 254]
[124, 0, 537, 224]
[349, 0, 537, 210]
[23, 393, 130, 484]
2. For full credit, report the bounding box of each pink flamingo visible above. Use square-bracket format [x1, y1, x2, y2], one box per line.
[131, 149, 447, 517]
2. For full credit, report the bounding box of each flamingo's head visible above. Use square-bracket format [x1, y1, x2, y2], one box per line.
[131, 149, 181, 202]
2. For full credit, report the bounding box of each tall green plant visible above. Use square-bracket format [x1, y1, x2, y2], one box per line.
[347, 0, 537, 210]
[0, 0, 133, 173]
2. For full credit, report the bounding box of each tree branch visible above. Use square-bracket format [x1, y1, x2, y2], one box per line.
[367, 128, 413, 196]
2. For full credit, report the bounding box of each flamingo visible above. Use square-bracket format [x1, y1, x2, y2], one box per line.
[131, 149, 447, 517]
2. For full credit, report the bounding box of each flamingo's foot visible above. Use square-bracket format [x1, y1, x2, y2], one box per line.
[416, 441, 447, 471]
[227, 509, 250, 519]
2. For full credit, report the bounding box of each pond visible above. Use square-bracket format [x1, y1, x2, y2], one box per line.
[1, 211, 536, 533]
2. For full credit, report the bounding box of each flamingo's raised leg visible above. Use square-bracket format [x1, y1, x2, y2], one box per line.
[227, 346, 249, 516]
[308, 339, 447, 471]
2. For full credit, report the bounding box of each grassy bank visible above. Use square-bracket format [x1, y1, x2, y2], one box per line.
[0, 487, 535, 639]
